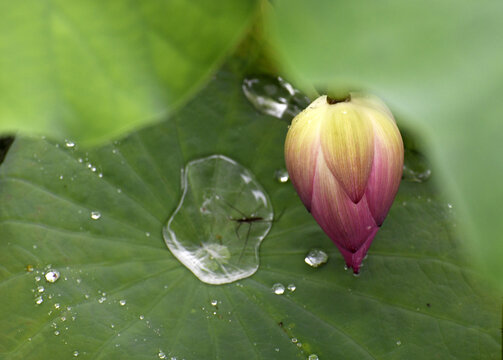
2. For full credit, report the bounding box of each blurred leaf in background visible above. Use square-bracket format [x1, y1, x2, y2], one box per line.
[0, 0, 258, 145]
[265, 0, 503, 289]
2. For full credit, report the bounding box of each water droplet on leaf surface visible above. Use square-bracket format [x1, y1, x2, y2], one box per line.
[304, 249, 328, 268]
[272, 283, 285, 295]
[45, 270, 60, 283]
[163, 155, 273, 285]
[242, 75, 310, 121]
[274, 169, 289, 183]
[90, 211, 101, 220]
[308, 355, 319, 360]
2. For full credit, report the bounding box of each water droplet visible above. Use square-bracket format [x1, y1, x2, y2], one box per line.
[158, 350, 166, 359]
[272, 283, 285, 295]
[59, 175, 64, 180]
[98, 297, 106, 304]
[304, 249, 328, 268]
[275, 348, 280, 352]
[145, 232, 151, 237]
[274, 169, 289, 183]
[26, 264, 34, 272]
[164, 155, 273, 285]
[447, 203, 453, 209]
[35, 276, 41, 282]
[308, 355, 319, 360]
[54, 330, 60, 336]
[139, 315, 144, 320]
[45, 270, 60, 283]
[35, 296, 43, 305]
[90, 211, 101, 220]
[291, 337, 298, 344]
[287, 284, 296, 292]
[98, 173, 103, 178]
[73, 350, 79, 357]
[396, 340, 402, 346]
[54, 303, 60, 309]
[210, 300, 218, 307]
[65, 140, 75, 148]
[119, 299, 126, 306]
[402, 149, 431, 183]
[37, 285, 45, 293]
[242, 75, 310, 121]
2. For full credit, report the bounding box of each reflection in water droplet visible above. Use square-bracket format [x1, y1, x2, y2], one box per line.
[73, 351, 79, 357]
[308, 355, 319, 360]
[272, 283, 285, 295]
[164, 155, 273, 285]
[274, 169, 289, 183]
[37, 286, 45, 293]
[158, 350, 166, 359]
[210, 300, 218, 307]
[35, 296, 43, 305]
[291, 337, 298, 344]
[304, 249, 328, 268]
[287, 284, 296, 292]
[90, 211, 101, 220]
[54, 330, 60, 336]
[45, 270, 60, 283]
[242, 75, 310, 121]
[119, 299, 126, 306]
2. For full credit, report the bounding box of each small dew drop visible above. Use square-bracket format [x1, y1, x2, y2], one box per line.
[65, 140, 75, 148]
[26, 264, 34, 272]
[158, 350, 167, 359]
[291, 337, 298, 344]
[145, 232, 151, 237]
[304, 249, 328, 268]
[210, 300, 218, 307]
[139, 315, 145, 320]
[35, 296, 44, 305]
[73, 351, 79, 357]
[37, 285, 45, 293]
[447, 203, 453, 209]
[90, 211, 101, 220]
[274, 169, 289, 183]
[59, 175, 64, 180]
[54, 330, 60, 336]
[119, 299, 126, 306]
[98, 297, 106, 304]
[54, 303, 60, 309]
[287, 284, 296, 292]
[396, 340, 402, 346]
[98, 173, 103, 178]
[308, 355, 319, 360]
[45, 270, 60, 283]
[35, 276, 41, 282]
[272, 283, 285, 295]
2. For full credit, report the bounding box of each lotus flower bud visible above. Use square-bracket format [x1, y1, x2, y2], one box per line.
[285, 94, 404, 273]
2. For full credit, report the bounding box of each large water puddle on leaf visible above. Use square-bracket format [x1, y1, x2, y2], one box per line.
[163, 155, 273, 285]
[242, 75, 310, 121]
